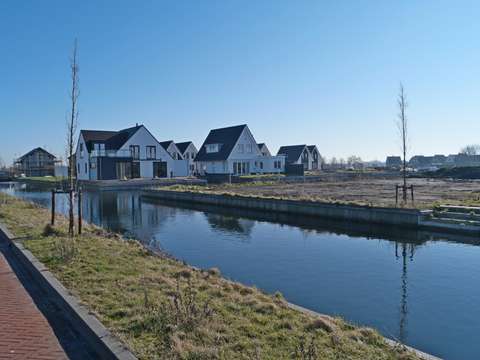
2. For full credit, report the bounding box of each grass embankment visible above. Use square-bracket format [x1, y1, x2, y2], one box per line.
[0, 193, 419, 360]
[159, 179, 480, 210]
[153, 184, 388, 208]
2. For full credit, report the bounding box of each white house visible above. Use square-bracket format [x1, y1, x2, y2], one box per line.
[176, 141, 198, 176]
[194, 124, 285, 175]
[159, 141, 184, 160]
[76, 124, 182, 181]
[277, 144, 321, 171]
[257, 143, 271, 156]
[307, 145, 321, 170]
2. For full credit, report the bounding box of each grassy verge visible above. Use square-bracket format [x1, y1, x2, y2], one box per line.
[152, 184, 394, 208]
[0, 193, 418, 359]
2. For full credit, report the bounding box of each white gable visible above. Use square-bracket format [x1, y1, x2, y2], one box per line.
[120, 126, 171, 161]
[228, 126, 262, 160]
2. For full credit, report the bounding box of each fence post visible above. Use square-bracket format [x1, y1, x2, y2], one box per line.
[395, 185, 399, 206]
[77, 187, 82, 235]
[410, 185, 414, 204]
[51, 190, 55, 226]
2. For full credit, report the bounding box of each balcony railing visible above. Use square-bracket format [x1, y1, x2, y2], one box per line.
[90, 149, 132, 158]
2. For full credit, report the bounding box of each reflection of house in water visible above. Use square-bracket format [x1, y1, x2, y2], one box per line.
[83, 191, 174, 240]
[205, 213, 255, 239]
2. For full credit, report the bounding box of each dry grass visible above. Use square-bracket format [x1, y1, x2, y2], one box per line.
[0, 193, 420, 359]
[163, 177, 480, 209]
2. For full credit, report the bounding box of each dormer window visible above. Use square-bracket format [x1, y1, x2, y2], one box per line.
[206, 144, 221, 153]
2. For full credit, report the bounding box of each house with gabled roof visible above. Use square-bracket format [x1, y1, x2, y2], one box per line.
[76, 124, 180, 181]
[257, 143, 271, 157]
[277, 144, 320, 171]
[307, 145, 321, 170]
[176, 141, 198, 175]
[194, 124, 285, 175]
[14, 147, 57, 177]
[159, 140, 184, 160]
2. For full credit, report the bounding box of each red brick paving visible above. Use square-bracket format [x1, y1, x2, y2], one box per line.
[0, 254, 67, 360]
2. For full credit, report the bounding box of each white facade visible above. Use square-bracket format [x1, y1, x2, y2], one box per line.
[196, 126, 285, 175]
[76, 133, 90, 181]
[75, 126, 188, 181]
[180, 142, 198, 176]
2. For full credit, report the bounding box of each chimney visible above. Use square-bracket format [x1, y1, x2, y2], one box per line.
[136, 122, 138, 127]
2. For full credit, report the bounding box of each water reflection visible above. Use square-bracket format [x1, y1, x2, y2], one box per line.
[2, 182, 480, 360]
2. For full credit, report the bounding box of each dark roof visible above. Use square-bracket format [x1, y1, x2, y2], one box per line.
[80, 125, 142, 152]
[18, 147, 56, 161]
[176, 141, 193, 155]
[105, 125, 142, 150]
[159, 140, 174, 152]
[257, 143, 266, 149]
[195, 124, 247, 162]
[80, 130, 117, 151]
[277, 145, 307, 164]
[307, 145, 318, 153]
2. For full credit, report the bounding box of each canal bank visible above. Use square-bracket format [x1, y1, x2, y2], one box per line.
[141, 189, 480, 236]
[0, 192, 425, 360]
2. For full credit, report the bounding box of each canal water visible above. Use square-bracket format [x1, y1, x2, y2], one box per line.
[2, 182, 479, 360]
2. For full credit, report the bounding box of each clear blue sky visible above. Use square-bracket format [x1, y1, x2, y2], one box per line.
[1, 0, 479, 165]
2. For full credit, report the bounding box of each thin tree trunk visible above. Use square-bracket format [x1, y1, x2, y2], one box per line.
[67, 39, 79, 237]
[397, 84, 408, 202]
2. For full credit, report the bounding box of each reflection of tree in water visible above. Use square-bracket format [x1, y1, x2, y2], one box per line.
[205, 213, 255, 240]
[394, 241, 416, 344]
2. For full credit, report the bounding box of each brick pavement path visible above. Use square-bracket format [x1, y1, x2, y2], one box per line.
[0, 253, 67, 360]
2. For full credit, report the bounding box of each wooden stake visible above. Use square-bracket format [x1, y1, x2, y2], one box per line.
[51, 190, 55, 226]
[77, 188, 82, 235]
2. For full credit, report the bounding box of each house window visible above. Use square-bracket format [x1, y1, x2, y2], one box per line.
[238, 144, 244, 153]
[80, 143, 84, 158]
[260, 161, 263, 170]
[246, 144, 252, 153]
[146, 146, 156, 160]
[130, 145, 140, 160]
[206, 144, 220, 153]
[77, 163, 80, 173]
[84, 163, 87, 173]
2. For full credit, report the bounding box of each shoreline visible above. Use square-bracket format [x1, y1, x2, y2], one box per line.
[142, 189, 480, 237]
[0, 192, 433, 359]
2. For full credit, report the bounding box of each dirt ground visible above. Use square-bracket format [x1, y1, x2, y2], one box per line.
[206, 177, 480, 209]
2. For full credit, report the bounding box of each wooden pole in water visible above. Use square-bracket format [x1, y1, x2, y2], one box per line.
[395, 185, 399, 206]
[410, 185, 414, 204]
[77, 188, 82, 235]
[51, 189, 55, 226]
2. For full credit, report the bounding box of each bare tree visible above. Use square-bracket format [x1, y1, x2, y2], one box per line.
[460, 144, 480, 155]
[397, 83, 408, 202]
[66, 39, 79, 237]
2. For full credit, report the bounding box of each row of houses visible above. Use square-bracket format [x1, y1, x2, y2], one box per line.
[386, 153, 480, 171]
[74, 123, 321, 181]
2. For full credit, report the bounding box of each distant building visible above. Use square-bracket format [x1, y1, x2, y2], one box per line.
[277, 144, 321, 171]
[257, 143, 271, 157]
[159, 140, 184, 160]
[409, 154, 446, 170]
[194, 124, 285, 175]
[385, 156, 402, 169]
[176, 141, 198, 176]
[448, 154, 480, 167]
[14, 147, 57, 177]
[307, 145, 321, 170]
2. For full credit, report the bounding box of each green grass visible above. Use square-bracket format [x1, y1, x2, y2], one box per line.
[0, 193, 419, 360]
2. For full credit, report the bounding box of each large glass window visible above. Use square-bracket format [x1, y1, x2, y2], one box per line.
[146, 146, 156, 160]
[130, 145, 140, 160]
